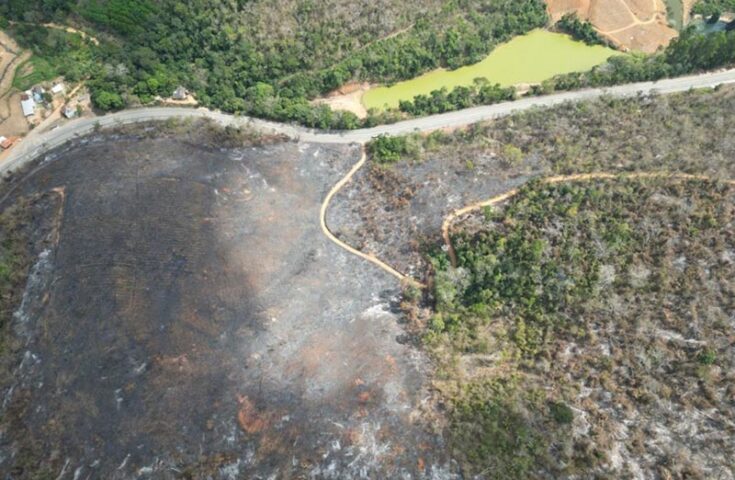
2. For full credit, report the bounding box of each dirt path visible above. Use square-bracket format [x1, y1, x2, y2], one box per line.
[43, 23, 100, 45]
[319, 146, 425, 288]
[442, 172, 735, 267]
[8, 21, 100, 45]
[598, 15, 659, 35]
[595, 0, 664, 35]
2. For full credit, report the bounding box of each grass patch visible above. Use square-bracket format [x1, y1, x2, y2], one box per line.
[7, 24, 95, 91]
[12, 56, 57, 91]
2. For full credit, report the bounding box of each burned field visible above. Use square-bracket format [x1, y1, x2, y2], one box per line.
[0, 124, 453, 479]
[328, 87, 735, 478]
[329, 87, 735, 278]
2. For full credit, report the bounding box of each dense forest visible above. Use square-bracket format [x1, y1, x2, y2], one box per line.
[692, 0, 735, 16]
[1, 0, 735, 127]
[553, 13, 604, 46]
[0, 0, 548, 127]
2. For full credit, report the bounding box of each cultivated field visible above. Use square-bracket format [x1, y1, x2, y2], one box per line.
[0, 31, 30, 138]
[546, 0, 679, 52]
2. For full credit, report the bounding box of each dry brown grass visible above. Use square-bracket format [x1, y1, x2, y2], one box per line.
[546, 0, 678, 52]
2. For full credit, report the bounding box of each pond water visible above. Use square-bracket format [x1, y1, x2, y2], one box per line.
[362, 29, 622, 110]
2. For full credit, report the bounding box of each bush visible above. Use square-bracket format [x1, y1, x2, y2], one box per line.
[549, 401, 574, 424]
[698, 348, 717, 365]
[367, 134, 418, 164]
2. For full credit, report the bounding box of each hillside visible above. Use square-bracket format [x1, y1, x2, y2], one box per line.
[0, 0, 548, 126]
[3, 0, 734, 129]
[428, 177, 735, 478]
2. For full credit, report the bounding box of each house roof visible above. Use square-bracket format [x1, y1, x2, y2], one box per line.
[1, 137, 16, 149]
[51, 83, 65, 94]
[20, 94, 35, 116]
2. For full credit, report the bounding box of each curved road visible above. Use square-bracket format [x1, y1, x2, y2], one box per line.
[3, 68, 735, 175]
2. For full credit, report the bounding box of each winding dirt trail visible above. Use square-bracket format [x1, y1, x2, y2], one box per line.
[322, 164, 735, 289]
[3, 68, 735, 287]
[319, 145, 426, 288]
[7, 21, 100, 45]
[441, 172, 735, 268]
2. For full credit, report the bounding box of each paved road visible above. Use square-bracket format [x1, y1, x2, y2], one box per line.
[3, 68, 735, 175]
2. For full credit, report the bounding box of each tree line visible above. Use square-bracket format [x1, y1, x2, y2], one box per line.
[2, 1, 735, 129]
[0, 0, 548, 128]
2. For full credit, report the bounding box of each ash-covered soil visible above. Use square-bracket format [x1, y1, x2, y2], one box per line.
[328, 153, 535, 278]
[329, 88, 735, 280]
[0, 128, 455, 479]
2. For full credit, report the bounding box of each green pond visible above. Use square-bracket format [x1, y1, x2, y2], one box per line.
[362, 29, 622, 110]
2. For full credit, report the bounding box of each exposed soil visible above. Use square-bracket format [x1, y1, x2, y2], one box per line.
[0, 125, 455, 479]
[0, 31, 31, 138]
[545, 0, 678, 52]
[313, 83, 370, 119]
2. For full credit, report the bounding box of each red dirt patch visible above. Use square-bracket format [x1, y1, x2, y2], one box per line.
[236, 395, 271, 434]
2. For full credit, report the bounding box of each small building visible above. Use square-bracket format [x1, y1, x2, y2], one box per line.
[172, 86, 188, 100]
[51, 83, 65, 95]
[31, 86, 45, 103]
[62, 105, 78, 119]
[0, 136, 17, 150]
[20, 94, 35, 117]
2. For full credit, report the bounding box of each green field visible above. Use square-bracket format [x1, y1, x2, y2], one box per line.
[12, 57, 58, 92]
[362, 29, 621, 110]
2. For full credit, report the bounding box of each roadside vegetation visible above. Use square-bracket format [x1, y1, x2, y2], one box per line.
[425, 178, 735, 478]
[538, 26, 735, 94]
[396, 78, 516, 117]
[366, 86, 735, 177]
[2, 1, 735, 127]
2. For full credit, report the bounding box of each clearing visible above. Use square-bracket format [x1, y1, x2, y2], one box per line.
[546, 0, 679, 52]
[0, 31, 31, 138]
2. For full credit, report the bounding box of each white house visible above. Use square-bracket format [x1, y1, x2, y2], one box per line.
[172, 86, 188, 100]
[20, 94, 35, 117]
[51, 83, 65, 95]
[63, 105, 78, 118]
